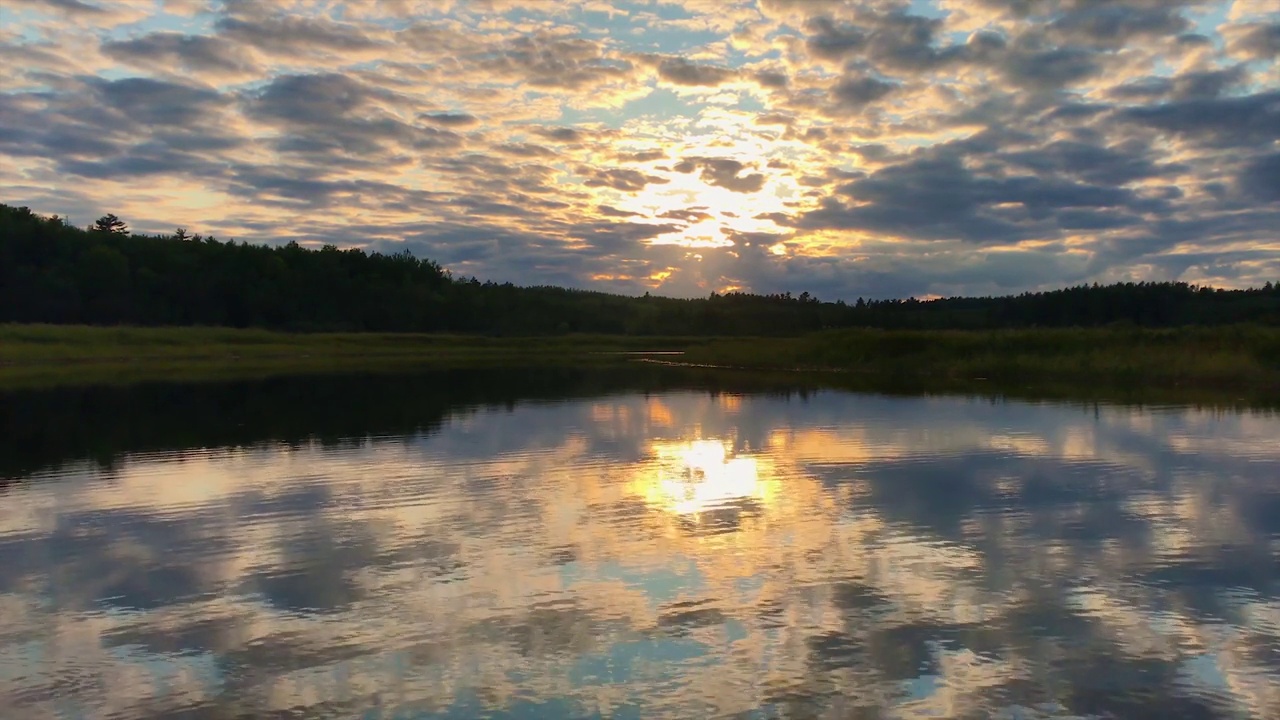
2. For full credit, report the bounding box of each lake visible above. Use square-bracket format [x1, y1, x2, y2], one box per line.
[2, 368, 1280, 719]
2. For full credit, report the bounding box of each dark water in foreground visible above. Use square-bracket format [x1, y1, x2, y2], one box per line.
[3, 369, 1280, 719]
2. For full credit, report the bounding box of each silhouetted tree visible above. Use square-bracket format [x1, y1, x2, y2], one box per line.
[3, 203, 1280, 334]
[92, 214, 128, 234]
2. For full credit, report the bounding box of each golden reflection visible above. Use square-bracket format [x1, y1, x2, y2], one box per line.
[645, 397, 674, 428]
[6, 394, 1280, 719]
[629, 439, 777, 516]
[718, 394, 742, 413]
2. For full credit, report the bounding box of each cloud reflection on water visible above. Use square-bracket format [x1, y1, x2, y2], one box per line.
[1, 391, 1279, 718]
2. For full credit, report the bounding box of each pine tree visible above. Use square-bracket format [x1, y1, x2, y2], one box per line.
[92, 214, 128, 234]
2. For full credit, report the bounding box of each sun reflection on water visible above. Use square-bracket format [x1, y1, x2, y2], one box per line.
[630, 439, 777, 517]
[5, 389, 1280, 719]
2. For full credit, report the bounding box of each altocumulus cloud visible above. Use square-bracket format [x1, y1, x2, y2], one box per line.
[2, 0, 1279, 299]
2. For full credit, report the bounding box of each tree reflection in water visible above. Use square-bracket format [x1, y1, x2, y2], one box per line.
[1, 372, 1280, 719]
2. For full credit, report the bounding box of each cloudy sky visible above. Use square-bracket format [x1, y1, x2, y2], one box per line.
[3, 0, 1279, 299]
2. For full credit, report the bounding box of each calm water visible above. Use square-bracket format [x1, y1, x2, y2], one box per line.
[3, 371, 1280, 719]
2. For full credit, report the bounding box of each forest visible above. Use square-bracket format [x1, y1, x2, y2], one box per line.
[3, 203, 1280, 335]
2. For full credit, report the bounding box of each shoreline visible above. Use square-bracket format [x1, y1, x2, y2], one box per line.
[2, 324, 1278, 405]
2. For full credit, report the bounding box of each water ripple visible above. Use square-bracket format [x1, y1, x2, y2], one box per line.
[2, 389, 1280, 718]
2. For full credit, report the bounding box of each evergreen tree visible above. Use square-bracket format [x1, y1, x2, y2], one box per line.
[91, 214, 128, 234]
[3, 203, 1280, 335]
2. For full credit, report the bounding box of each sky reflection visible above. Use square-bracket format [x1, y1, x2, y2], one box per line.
[1, 390, 1280, 718]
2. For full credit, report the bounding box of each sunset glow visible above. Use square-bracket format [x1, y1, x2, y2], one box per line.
[3, 1, 1279, 298]
[631, 439, 778, 516]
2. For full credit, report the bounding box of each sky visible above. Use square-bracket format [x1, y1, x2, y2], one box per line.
[2, 0, 1279, 300]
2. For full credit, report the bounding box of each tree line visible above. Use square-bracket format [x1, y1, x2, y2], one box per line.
[2, 365, 794, 479]
[2, 204, 1279, 334]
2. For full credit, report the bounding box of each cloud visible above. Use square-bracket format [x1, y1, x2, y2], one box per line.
[673, 157, 767, 193]
[216, 13, 384, 57]
[597, 204, 641, 217]
[421, 112, 480, 127]
[241, 73, 467, 163]
[1170, 65, 1249, 99]
[754, 112, 793, 125]
[2, 0, 1279, 299]
[1227, 22, 1280, 59]
[0, 75, 245, 186]
[573, 219, 684, 250]
[615, 149, 666, 163]
[58, 144, 230, 180]
[495, 143, 557, 158]
[803, 9, 969, 71]
[1110, 66, 1250, 102]
[830, 75, 899, 108]
[1003, 139, 1167, 185]
[93, 77, 224, 126]
[578, 166, 670, 192]
[1116, 90, 1280, 148]
[1047, 4, 1190, 47]
[479, 32, 635, 91]
[101, 32, 257, 77]
[1002, 44, 1102, 88]
[655, 57, 738, 86]
[659, 208, 714, 223]
[246, 73, 380, 124]
[803, 15, 868, 60]
[9, 0, 105, 15]
[1239, 153, 1280, 203]
[534, 126, 588, 143]
[793, 153, 1138, 244]
[753, 70, 790, 88]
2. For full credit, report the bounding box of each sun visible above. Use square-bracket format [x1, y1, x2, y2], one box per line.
[600, 108, 821, 249]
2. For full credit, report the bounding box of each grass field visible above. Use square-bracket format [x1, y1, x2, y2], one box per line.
[0, 324, 713, 386]
[3, 323, 1279, 397]
[0, 323, 712, 361]
[679, 325, 1280, 388]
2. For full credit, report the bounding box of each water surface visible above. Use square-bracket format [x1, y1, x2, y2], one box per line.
[3, 372, 1280, 718]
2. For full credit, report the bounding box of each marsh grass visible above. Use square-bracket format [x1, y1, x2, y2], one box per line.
[0, 324, 710, 362]
[0, 325, 725, 388]
[3, 324, 1279, 394]
[682, 326, 1280, 390]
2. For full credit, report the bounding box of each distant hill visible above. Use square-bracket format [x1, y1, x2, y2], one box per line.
[3, 203, 1278, 334]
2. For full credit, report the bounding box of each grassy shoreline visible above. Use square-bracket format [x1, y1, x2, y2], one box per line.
[3, 324, 1279, 398]
[0, 323, 713, 362]
[0, 324, 714, 386]
[681, 325, 1280, 388]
